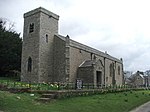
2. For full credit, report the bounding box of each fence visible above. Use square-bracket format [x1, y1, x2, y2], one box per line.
[0, 79, 148, 91]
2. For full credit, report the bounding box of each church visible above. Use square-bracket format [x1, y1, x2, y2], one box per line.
[21, 7, 123, 86]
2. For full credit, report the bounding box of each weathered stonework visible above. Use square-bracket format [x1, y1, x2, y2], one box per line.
[21, 7, 59, 83]
[21, 7, 123, 86]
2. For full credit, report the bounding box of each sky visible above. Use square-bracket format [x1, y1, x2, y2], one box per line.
[0, 0, 150, 72]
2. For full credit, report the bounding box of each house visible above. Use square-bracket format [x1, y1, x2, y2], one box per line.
[128, 71, 148, 87]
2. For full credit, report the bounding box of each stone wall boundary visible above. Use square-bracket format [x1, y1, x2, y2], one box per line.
[28, 88, 147, 99]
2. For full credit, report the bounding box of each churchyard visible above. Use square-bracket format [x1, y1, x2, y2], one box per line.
[0, 89, 150, 112]
[0, 77, 150, 112]
[0, 77, 131, 91]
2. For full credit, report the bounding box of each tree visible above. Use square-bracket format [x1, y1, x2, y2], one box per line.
[0, 19, 22, 77]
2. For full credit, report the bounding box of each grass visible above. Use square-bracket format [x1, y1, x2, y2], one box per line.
[0, 90, 150, 112]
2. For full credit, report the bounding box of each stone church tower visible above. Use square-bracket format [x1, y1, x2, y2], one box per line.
[21, 7, 59, 82]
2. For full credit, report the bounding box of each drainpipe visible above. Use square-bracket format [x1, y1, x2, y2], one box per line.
[104, 57, 105, 86]
[120, 58, 124, 85]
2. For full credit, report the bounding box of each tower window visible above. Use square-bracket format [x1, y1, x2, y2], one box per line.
[29, 23, 34, 33]
[46, 34, 48, 43]
[28, 57, 32, 72]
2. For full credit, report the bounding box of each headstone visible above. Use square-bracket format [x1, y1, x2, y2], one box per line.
[76, 79, 83, 89]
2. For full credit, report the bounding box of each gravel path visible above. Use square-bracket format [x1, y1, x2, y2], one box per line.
[130, 101, 150, 112]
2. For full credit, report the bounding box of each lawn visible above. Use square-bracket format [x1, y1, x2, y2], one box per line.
[0, 90, 150, 112]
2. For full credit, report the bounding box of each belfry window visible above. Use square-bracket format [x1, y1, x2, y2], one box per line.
[28, 57, 32, 72]
[29, 23, 34, 33]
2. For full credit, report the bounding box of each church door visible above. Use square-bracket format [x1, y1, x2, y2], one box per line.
[96, 71, 102, 87]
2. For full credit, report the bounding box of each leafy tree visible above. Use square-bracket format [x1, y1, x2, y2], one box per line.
[0, 19, 22, 77]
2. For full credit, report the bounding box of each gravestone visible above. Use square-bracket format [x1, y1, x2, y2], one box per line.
[76, 79, 83, 89]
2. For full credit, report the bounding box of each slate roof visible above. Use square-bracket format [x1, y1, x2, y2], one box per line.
[129, 71, 144, 79]
[55, 34, 122, 63]
[79, 60, 96, 67]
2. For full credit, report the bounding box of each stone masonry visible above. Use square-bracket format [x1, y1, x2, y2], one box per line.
[21, 7, 123, 86]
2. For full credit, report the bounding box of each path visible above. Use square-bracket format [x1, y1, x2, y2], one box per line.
[130, 101, 150, 112]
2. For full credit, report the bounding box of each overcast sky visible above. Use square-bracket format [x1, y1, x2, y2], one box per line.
[0, 0, 150, 72]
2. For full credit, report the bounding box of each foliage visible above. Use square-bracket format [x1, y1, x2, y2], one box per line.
[0, 19, 22, 77]
[0, 78, 60, 90]
[0, 90, 150, 112]
[0, 78, 132, 91]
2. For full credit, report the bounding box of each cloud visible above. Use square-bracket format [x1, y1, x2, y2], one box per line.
[0, 0, 150, 72]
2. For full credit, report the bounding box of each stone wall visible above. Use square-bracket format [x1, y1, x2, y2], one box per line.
[69, 43, 91, 82]
[104, 58, 123, 85]
[21, 7, 59, 83]
[69, 38, 123, 85]
[115, 62, 123, 85]
[78, 67, 94, 83]
[21, 9, 41, 82]
[53, 35, 66, 82]
[38, 8, 59, 82]
[21, 7, 123, 86]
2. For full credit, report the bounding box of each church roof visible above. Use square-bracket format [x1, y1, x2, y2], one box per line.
[54, 34, 66, 41]
[55, 34, 122, 63]
[79, 60, 96, 67]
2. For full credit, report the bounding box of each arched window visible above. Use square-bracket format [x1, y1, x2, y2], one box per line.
[109, 64, 112, 77]
[28, 57, 32, 72]
[109, 63, 114, 77]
